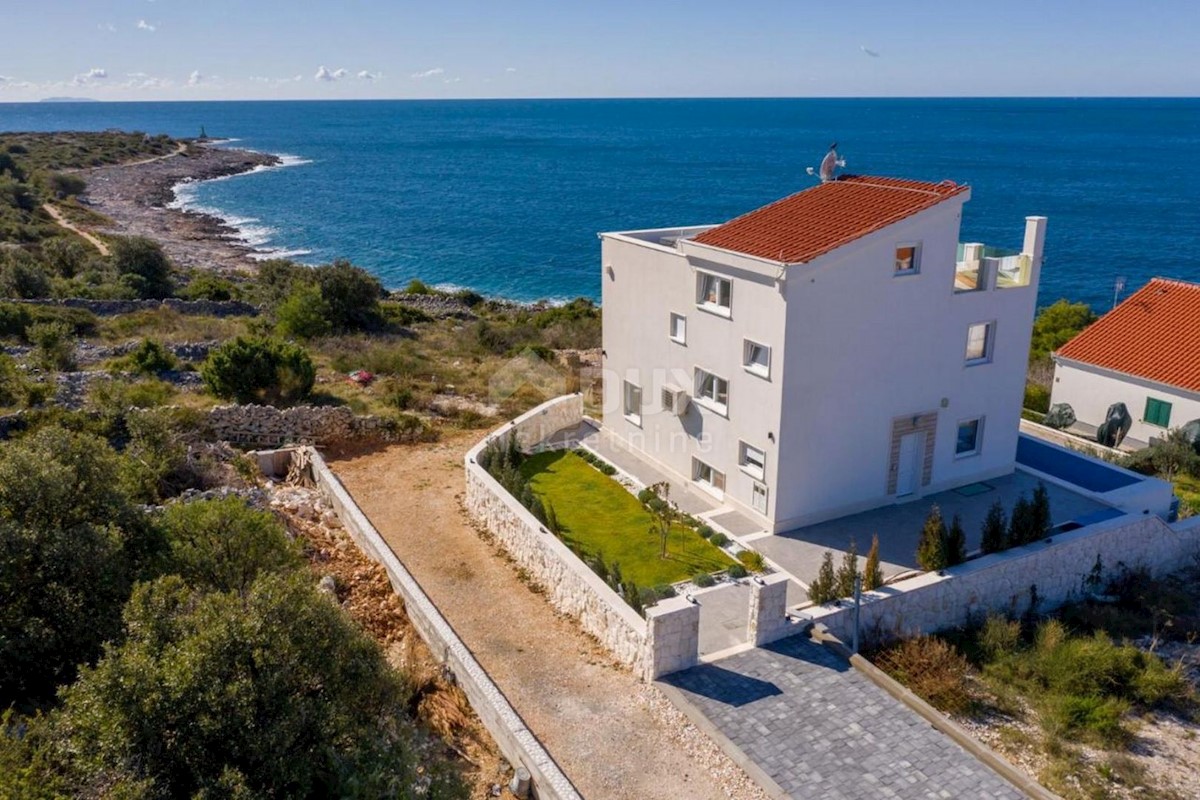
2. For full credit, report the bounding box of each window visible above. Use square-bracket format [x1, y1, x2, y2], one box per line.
[739, 441, 766, 479]
[743, 339, 770, 378]
[1144, 397, 1173, 428]
[622, 380, 642, 426]
[697, 272, 732, 316]
[669, 312, 687, 344]
[694, 368, 729, 414]
[965, 322, 994, 364]
[956, 418, 983, 456]
[895, 242, 921, 275]
[693, 458, 726, 492]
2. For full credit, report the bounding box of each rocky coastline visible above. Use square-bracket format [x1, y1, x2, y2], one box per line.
[82, 143, 281, 274]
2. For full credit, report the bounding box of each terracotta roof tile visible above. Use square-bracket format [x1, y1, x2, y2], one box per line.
[1057, 278, 1200, 393]
[691, 175, 968, 264]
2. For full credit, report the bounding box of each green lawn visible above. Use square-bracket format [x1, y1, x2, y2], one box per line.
[521, 450, 735, 587]
[1174, 473, 1200, 517]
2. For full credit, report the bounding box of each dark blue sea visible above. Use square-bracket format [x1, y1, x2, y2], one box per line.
[2, 98, 1198, 308]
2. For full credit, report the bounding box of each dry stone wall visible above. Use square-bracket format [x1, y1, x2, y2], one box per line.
[11, 298, 259, 317]
[207, 404, 418, 448]
[810, 513, 1200, 646]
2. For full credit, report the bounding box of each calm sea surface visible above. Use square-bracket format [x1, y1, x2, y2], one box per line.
[2, 98, 1198, 307]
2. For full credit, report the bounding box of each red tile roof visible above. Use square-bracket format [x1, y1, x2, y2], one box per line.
[691, 175, 968, 264]
[1057, 278, 1200, 393]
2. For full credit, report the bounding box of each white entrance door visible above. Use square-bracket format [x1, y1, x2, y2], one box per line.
[751, 482, 768, 514]
[896, 433, 921, 497]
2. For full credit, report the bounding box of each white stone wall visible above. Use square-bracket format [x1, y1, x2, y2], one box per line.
[810, 514, 1200, 646]
[646, 597, 700, 679]
[748, 573, 795, 647]
[299, 446, 583, 800]
[465, 396, 650, 672]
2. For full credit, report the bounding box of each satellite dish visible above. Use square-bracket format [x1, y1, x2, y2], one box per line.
[805, 142, 846, 183]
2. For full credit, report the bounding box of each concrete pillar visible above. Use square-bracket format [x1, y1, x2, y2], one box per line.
[645, 596, 700, 680]
[747, 573, 792, 646]
[1023, 216, 1048, 267]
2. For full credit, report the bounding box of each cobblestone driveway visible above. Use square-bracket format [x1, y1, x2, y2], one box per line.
[660, 636, 1027, 799]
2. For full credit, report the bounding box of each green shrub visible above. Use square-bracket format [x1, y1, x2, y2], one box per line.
[639, 586, 660, 608]
[863, 534, 884, 590]
[124, 338, 178, 374]
[1041, 694, 1130, 746]
[978, 614, 1022, 660]
[27, 320, 74, 371]
[182, 273, 237, 301]
[380, 301, 432, 327]
[0, 249, 51, 299]
[697, 524, 714, 539]
[915, 504, 949, 571]
[808, 550, 838, 604]
[875, 636, 974, 715]
[404, 278, 434, 294]
[946, 513, 967, 566]
[981, 500, 1007, 554]
[200, 336, 315, 404]
[737, 549, 767, 573]
[110, 236, 173, 299]
[637, 487, 655, 505]
[47, 173, 86, 199]
[1031, 482, 1052, 538]
[0, 302, 31, 338]
[1008, 494, 1039, 547]
[653, 583, 677, 599]
[727, 563, 748, 579]
[315, 259, 384, 332]
[836, 539, 859, 597]
[692, 571, 715, 589]
[274, 281, 332, 339]
[1024, 382, 1051, 413]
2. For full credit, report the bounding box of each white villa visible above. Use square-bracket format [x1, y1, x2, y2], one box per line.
[1051, 277, 1200, 449]
[600, 174, 1047, 532]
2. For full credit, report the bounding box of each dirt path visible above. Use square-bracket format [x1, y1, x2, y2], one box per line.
[331, 432, 760, 800]
[41, 203, 110, 256]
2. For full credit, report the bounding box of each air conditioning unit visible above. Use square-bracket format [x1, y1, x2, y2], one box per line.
[662, 385, 689, 417]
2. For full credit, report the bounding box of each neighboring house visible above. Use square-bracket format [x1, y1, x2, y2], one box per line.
[1051, 278, 1200, 449]
[600, 175, 1046, 532]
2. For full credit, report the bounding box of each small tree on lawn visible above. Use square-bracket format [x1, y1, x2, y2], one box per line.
[863, 534, 884, 590]
[946, 513, 967, 566]
[916, 504, 949, 572]
[1150, 428, 1200, 482]
[645, 481, 682, 559]
[836, 538, 860, 598]
[980, 500, 1007, 554]
[808, 551, 838, 604]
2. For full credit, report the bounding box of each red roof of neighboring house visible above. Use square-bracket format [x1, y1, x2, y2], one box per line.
[1057, 278, 1200, 393]
[691, 175, 968, 264]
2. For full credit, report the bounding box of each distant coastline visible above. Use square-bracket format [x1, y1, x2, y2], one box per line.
[39, 96, 100, 103]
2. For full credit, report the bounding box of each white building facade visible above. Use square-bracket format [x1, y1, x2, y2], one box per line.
[601, 175, 1046, 532]
[1051, 278, 1200, 448]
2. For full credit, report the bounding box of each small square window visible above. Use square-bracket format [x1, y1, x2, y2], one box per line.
[739, 441, 766, 479]
[697, 272, 732, 316]
[1144, 397, 1172, 428]
[622, 380, 642, 426]
[895, 243, 921, 274]
[693, 458, 726, 492]
[956, 418, 983, 456]
[694, 368, 729, 414]
[965, 322, 994, 364]
[743, 339, 770, 378]
[669, 313, 687, 344]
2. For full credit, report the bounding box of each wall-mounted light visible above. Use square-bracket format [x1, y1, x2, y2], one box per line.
[767, 432, 775, 443]
[601, 349, 607, 358]
[605, 265, 615, 280]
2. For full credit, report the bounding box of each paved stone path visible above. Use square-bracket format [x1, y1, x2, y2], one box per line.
[661, 636, 1027, 800]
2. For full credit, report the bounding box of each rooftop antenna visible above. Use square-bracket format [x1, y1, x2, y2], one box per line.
[806, 142, 845, 183]
[1112, 275, 1126, 310]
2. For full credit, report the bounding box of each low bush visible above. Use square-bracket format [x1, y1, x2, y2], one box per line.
[737, 549, 766, 573]
[200, 336, 315, 405]
[123, 338, 178, 374]
[637, 487, 655, 505]
[697, 524, 714, 539]
[1041, 694, 1130, 747]
[27, 320, 74, 371]
[808, 551, 839, 604]
[978, 614, 1021, 660]
[709, 532, 729, 548]
[652, 584, 677, 599]
[727, 563, 748, 579]
[874, 636, 974, 715]
[692, 571, 715, 589]
[1024, 382, 1051, 414]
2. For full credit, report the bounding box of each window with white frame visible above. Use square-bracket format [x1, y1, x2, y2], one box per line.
[692, 458, 726, 492]
[622, 380, 642, 426]
[895, 242, 921, 275]
[743, 339, 770, 378]
[956, 417, 983, 456]
[965, 321, 994, 364]
[739, 441, 766, 479]
[696, 272, 732, 315]
[694, 368, 729, 414]
[669, 312, 687, 344]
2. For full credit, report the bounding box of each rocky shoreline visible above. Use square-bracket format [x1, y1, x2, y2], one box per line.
[82, 143, 281, 274]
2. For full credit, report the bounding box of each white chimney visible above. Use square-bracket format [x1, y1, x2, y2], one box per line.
[1023, 216, 1047, 265]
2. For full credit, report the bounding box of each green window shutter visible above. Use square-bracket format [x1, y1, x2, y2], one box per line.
[1144, 397, 1172, 427]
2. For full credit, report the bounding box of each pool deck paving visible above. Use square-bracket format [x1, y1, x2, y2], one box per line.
[660, 634, 1029, 800]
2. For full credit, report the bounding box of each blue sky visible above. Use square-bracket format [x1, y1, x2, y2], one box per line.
[1, 1, 1196, 101]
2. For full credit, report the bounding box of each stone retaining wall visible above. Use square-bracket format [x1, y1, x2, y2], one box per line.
[464, 395, 652, 674]
[208, 404, 421, 448]
[11, 298, 259, 317]
[809, 513, 1200, 646]
[293, 447, 582, 800]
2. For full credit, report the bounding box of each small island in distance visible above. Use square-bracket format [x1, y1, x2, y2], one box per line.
[39, 96, 100, 103]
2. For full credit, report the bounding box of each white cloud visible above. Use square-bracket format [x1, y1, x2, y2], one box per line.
[188, 70, 203, 86]
[99, 22, 116, 32]
[443, 77, 462, 84]
[505, 67, 517, 73]
[357, 70, 380, 80]
[411, 67, 444, 79]
[860, 45, 880, 58]
[314, 65, 334, 81]
[72, 67, 108, 86]
[0, 75, 10, 84]
[137, 19, 156, 32]
[332, 68, 348, 79]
